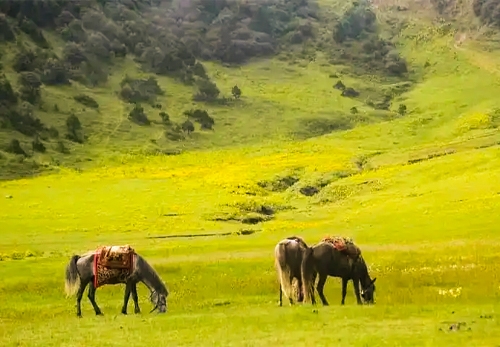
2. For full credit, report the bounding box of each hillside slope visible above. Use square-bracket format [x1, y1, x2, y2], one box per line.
[0, 0, 499, 180]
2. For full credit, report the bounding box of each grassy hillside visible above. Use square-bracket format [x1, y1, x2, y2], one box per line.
[1, 0, 498, 180]
[0, 0, 418, 179]
[1, 0, 500, 346]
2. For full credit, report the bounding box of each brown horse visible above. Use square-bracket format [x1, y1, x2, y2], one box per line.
[301, 238, 376, 306]
[274, 236, 309, 306]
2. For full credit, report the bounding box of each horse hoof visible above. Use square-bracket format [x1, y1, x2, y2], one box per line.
[134, 310, 141, 314]
[96, 312, 104, 316]
[121, 312, 127, 315]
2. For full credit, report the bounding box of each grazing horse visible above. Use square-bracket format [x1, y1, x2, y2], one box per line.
[301, 237, 376, 306]
[274, 236, 309, 306]
[64, 245, 169, 317]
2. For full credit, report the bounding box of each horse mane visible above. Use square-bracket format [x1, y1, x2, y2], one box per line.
[137, 254, 168, 295]
[355, 255, 372, 286]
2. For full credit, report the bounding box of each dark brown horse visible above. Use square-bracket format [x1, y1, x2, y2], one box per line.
[274, 236, 309, 306]
[301, 239, 376, 306]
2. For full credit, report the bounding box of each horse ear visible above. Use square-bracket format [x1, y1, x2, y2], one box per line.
[371, 278, 377, 284]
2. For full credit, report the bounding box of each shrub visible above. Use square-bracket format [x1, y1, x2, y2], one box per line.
[66, 114, 84, 143]
[128, 104, 150, 125]
[184, 109, 215, 130]
[181, 119, 195, 134]
[231, 85, 242, 99]
[73, 94, 99, 109]
[120, 76, 164, 103]
[193, 79, 220, 102]
[5, 139, 27, 156]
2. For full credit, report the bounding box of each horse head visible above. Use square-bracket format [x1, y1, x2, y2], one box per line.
[361, 277, 376, 304]
[149, 290, 168, 313]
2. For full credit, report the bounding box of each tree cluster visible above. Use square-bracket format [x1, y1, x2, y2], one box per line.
[330, 0, 408, 76]
[473, 0, 500, 28]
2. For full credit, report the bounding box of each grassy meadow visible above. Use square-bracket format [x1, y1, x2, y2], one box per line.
[2, 8, 500, 346]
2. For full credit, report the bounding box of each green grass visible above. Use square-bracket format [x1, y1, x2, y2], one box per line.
[2, 2, 500, 345]
[1, 122, 500, 345]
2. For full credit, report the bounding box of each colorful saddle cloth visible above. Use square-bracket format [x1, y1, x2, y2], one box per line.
[322, 236, 361, 261]
[93, 245, 135, 288]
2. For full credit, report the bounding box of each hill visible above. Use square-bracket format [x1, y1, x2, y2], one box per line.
[0, 0, 420, 179]
[2, 0, 499, 180]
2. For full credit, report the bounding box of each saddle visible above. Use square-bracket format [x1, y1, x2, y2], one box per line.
[96, 245, 135, 269]
[322, 236, 361, 261]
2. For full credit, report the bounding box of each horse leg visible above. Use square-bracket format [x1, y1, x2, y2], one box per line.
[121, 283, 132, 315]
[297, 276, 304, 303]
[310, 272, 317, 305]
[341, 278, 348, 305]
[288, 274, 294, 305]
[353, 278, 363, 305]
[87, 281, 103, 315]
[131, 282, 141, 314]
[76, 279, 90, 317]
[279, 283, 283, 307]
[316, 274, 329, 306]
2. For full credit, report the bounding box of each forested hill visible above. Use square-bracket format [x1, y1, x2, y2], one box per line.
[0, 0, 499, 179]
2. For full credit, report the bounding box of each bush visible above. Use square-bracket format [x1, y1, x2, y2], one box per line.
[60, 20, 88, 43]
[18, 72, 42, 104]
[42, 58, 70, 85]
[5, 139, 27, 156]
[63, 43, 87, 66]
[19, 17, 49, 48]
[231, 85, 242, 99]
[193, 79, 220, 102]
[159, 111, 170, 124]
[341, 87, 359, 98]
[184, 109, 215, 130]
[13, 48, 46, 73]
[0, 74, 18, 105]
[73, 94, 99, 109]
[128, 104, 150, 125]
[398, 104, 407, 116]
[32, 136, 46, 153]
[6, 101, 46, 137]
[181, 119, 195, 134]
[120, 76, 164, 103]
[66, 114, 84, 143]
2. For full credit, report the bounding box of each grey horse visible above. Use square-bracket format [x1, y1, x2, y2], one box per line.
[274, 236, 309, 306]
[64, 249, 169, 317]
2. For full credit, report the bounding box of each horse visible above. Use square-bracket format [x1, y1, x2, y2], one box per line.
[301, 238, 376, 306]
[274, 236, 309, 306]
[64, 245, 169, 317]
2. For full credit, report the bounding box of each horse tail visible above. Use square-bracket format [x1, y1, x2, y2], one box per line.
[64, 255, 81, 296]
[274, 242, 294, 302]
[301, 247, 315, 304]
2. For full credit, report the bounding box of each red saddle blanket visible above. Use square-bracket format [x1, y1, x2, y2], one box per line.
[93, 245, 135, 288]
[322, 236, 361, 260]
